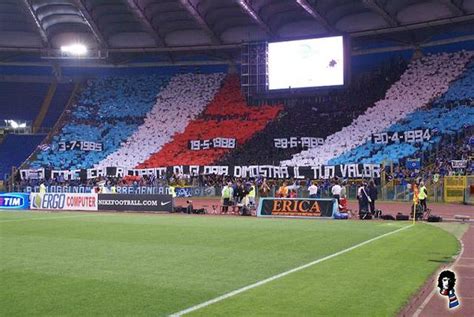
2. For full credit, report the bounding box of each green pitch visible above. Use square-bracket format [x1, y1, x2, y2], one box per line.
[0, 212, 459, 316]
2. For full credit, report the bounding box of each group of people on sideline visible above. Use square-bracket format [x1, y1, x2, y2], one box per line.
[229, 178, 382, 216]
[274, 179, 379, 215]
[218, 177, 435, 219]
[220, 181, 256, 213]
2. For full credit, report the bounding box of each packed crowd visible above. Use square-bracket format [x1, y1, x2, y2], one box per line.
[282, 51, 474, 166]
[29, 74, 172, 170]
[434, 60, 474, 105]
[331, 58, 474, 165]
[433, 133, 473, 175]
[138, 75, 282, 167]
[97, 73, 226, 168]
[384, 130, 474, 185]
[331, 106, 473, 165]
[17, 50, 473, 200]
[219, 58, 407, 166]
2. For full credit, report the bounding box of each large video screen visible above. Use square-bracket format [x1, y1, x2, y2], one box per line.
[268, 36, 345, 90]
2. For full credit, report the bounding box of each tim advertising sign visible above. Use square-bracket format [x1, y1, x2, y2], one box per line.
[98, 194, 173, 212]
[30, 193, 98, 211]
[0, 193, 30, 210]
[257, 198, 337, 218]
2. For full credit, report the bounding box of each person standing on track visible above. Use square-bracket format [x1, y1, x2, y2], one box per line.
[247, 182, 256, 207]
[169, 185, 176, 199]
[368, 180, 378, 215]
[39, 182, 46, 194]
[221, 181, 233, 213]
[418, 181, 428, 212]
[308, 181, 318, 198]
[357, 182, 370, 213]
[331, 180, 342, 204]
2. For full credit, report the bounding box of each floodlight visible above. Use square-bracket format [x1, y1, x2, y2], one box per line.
[60, 43, 88, 56]
[6, 120, 26, 129]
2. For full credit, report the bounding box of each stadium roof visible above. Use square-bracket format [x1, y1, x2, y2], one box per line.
[0, 0, 473, 64]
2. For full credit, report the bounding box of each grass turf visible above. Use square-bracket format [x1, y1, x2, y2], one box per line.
[428, 221, 470, 240]
[0, 212, 459, 316]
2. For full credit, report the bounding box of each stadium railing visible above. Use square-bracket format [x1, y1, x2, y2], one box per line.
[464, 176, 474, 205]
[8, 180, 468, 205]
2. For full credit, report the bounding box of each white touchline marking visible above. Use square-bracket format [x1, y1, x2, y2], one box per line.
[170, 224, 414, 316]
[0, 213, 108, 223]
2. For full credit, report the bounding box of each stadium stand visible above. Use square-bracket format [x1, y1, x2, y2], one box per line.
[434, 61, 474, 105]
[330, 59, 474, 165]
[384, 129, 473, 186]
[430, 132, 473, 176]
[0, 134, 44, 180]
[137, 75, 282, 167]
[28, 75, 172, 170]
[218, 58, 407, 165]
[41, 83, 75, 128]
[96, 73, 226, 169]
[330, 104, 474, 164]
[0, 81, 49, 121]
[282, 51, 474, 166]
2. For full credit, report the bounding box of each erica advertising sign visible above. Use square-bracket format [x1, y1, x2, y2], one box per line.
[257, 198, 337, 218]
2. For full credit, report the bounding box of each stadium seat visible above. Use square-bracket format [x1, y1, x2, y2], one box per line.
[42, 83, 75, 128]
[0, 134, 44, 179]
[435, 61, 474, 104]
[0, 81, 49, 122]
